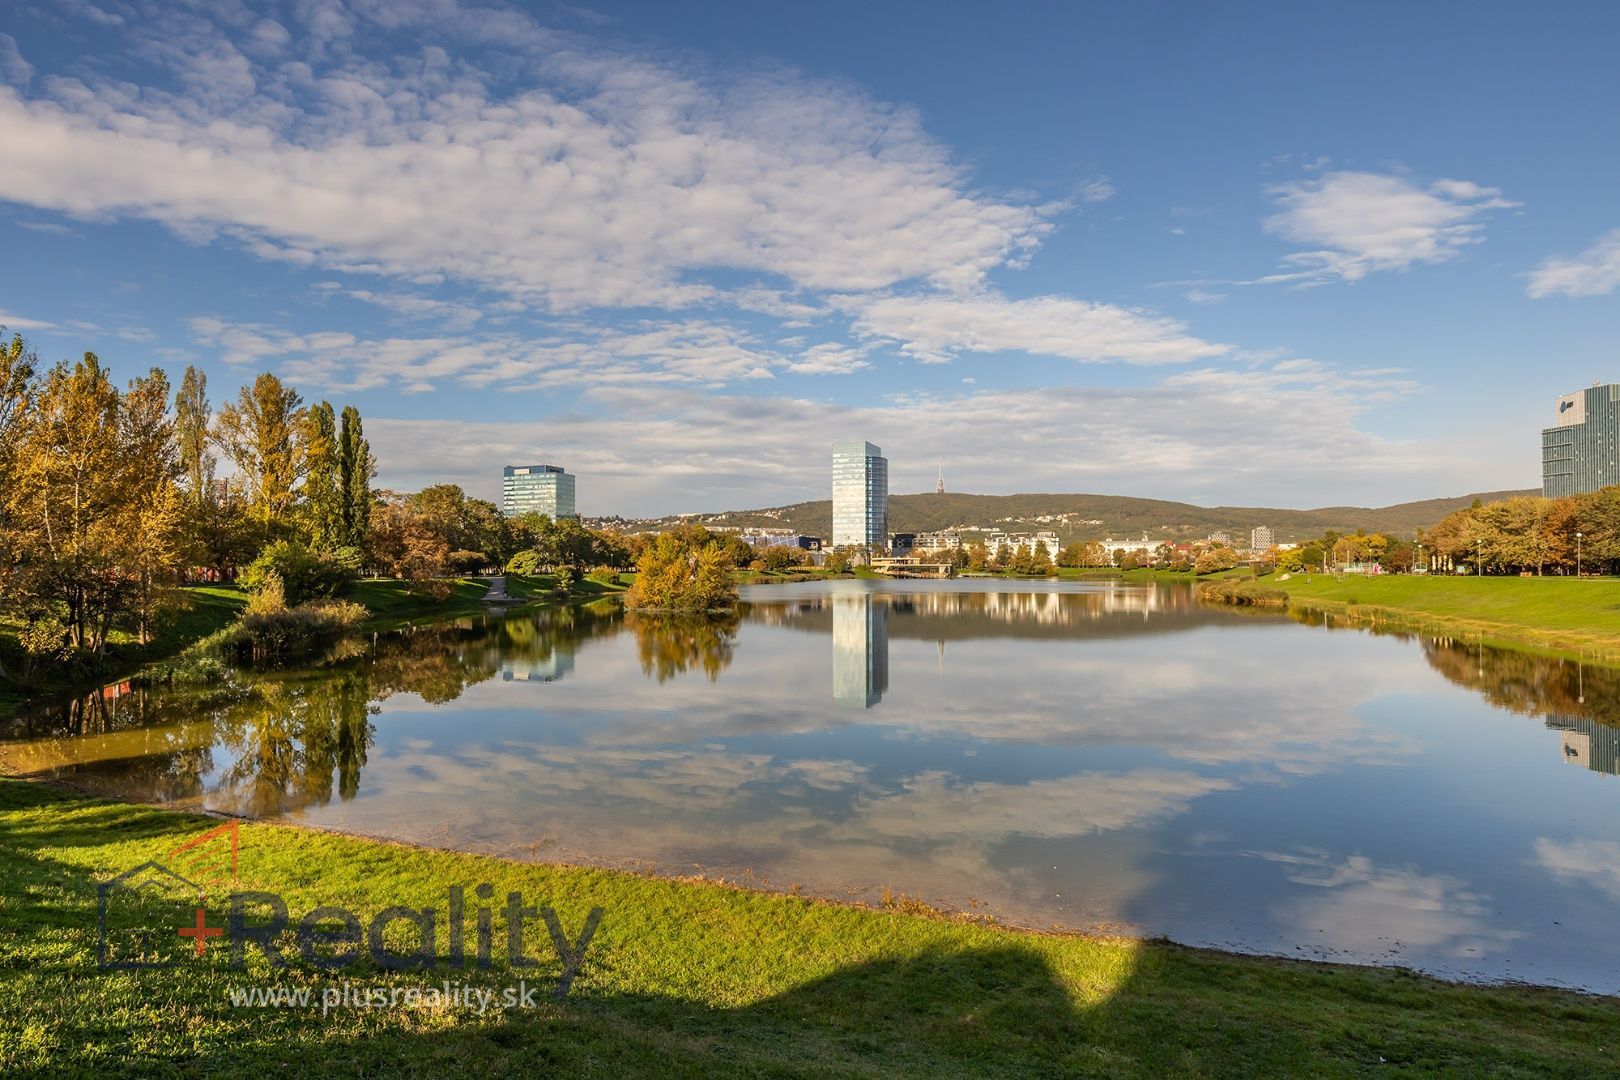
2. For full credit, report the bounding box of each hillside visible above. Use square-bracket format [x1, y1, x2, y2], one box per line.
[632, 489, 1538, 544]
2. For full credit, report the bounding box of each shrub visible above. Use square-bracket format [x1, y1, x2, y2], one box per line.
[240, 540, 358, 604]
[1197, 579, 1289, 608]
[238, 599, 367, 660]
[506, 550, 543, 576]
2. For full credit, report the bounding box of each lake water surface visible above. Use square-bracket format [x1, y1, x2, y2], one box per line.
[7, 579, 1620, 992]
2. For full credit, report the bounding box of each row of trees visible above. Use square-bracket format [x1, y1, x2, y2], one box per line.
[0, 334, 374, 673]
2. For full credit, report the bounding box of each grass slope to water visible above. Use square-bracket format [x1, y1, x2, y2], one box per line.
[1, 779, 1616, 1078]
[1271, 574, 1620, 657]
[1, 574, 627, 719]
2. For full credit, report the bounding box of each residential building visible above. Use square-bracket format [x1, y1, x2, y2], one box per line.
[1207, 530, 1230, 546]
[913, 530, 964, 552]
[831, 440, 888, 553]
[1542, 384, 1620, 497]
[1250, 525, 1276, 551]
[501, 464, 576, 519]
[1100, 534, 1158, 557]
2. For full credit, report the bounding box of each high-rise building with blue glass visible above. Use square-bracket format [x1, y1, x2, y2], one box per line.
[831, 440, 888, 552]
[502, 464, 576, 519]
[1542, 385, 1620, 497]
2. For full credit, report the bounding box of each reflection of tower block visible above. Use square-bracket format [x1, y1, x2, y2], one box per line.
[1561, 731, 1592, 770]
[98, 861, 202, 969]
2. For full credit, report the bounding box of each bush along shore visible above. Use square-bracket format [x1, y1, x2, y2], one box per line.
[3, 777, 1619, 1077]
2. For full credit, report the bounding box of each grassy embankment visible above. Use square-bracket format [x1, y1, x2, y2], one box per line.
[1, 779, 1616, 1077]
[1206, 574, 1620, 659]
[0, 573, 627, 720]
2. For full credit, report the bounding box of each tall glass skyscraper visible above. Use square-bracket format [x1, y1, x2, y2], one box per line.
[502, 464, 577, 519]
[831, 440, 888, 552]
[1542, 385, 1620, 497]
[832, 592, 888, 709]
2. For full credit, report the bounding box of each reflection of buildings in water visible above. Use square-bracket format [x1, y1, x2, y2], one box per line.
[832, 593, 889, 708]
[1548, 716, 1620, 777]
[501, 651, 575, 683]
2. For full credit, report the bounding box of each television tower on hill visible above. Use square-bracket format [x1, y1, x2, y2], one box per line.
[936, 458, 945, 495]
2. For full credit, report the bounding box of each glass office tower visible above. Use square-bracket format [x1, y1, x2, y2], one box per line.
[831, 440, 888, 552]
[502, 464, 577, 519]
[1542, 385, 1620, 497]
[832, 592, 889, 708]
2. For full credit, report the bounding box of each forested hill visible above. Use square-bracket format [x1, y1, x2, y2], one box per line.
[635, 489, 1539, 543]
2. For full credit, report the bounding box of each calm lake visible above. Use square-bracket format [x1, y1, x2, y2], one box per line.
[7, 579, 1620, 992]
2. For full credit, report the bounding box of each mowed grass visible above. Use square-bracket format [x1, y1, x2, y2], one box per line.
[1274, 573, 1620, 656]
[1, 779, 1616, 1078]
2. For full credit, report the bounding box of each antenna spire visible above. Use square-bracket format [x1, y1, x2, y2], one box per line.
[936, 458, 945, 495]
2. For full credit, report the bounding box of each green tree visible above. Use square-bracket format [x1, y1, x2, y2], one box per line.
[302, 400, 343, 550]
[338, 405, 373, 548]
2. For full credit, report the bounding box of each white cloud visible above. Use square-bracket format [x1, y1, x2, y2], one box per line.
[1078, 176, 1116, 203]
[188, 314, 783, 392]
[1532, 838, 1620, 901]
[0, 3, 1049, 312]
[846, 291, 1229, 365]
[358, 358, 1432, 514]
[784, 342, 870, 375]
[1526, 228, 1620, 298]
[0, 310, 55, 330]
[1261, 170, 1516, 284]
[1257, 850, 1522, 960]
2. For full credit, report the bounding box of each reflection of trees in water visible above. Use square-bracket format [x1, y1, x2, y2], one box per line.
[627, 612, 739, 684]
[5, 603, 629, 816]
[1419, 637, 1620, 728]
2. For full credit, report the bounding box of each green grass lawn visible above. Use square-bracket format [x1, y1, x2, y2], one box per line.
[1270, 573, 1620, 657]
[1, 778, 1615, 1078]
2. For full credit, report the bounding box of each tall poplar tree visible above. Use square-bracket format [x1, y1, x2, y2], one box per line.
[338, 404, 373, 548]
[302, 400, 342, 550]
[174, 365, 214, 504]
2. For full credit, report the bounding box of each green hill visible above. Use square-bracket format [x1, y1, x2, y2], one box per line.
[640, 489, 1536, 544]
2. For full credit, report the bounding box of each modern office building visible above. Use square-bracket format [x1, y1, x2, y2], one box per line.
[832, 592, 889, 709]
[1250, 525, 1276, 551]
[831, 440, 888, 553]
[1542, 384, 1620, 497]
[1547, 715, 1620, 778]
[501, 464, 577, 519]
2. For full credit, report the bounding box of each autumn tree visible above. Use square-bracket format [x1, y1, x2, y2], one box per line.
[174, 365, 215, 504]
[216, 372, 305, 529]
[1, 354, 186, 654]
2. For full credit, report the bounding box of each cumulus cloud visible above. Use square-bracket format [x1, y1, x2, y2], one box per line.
[1261, 170, 1517, 285]
[188, 315, 783, 392]
[0, 2, 1048, 312]
[1532, 838, 1620, 901]
[1526, 228, 1620, 298]
[846, 291, 1229, 365]
[353, 358, 1433, 513]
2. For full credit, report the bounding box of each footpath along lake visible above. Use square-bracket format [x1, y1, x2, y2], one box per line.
[6, 578, 1620, 992]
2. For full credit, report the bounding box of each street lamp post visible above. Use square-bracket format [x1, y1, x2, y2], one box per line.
[1476, 538, 1483, 577]
[1577, 531, 1583, 579]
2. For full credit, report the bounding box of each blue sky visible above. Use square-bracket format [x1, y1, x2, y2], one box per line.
[1, 0, 1617, 515]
